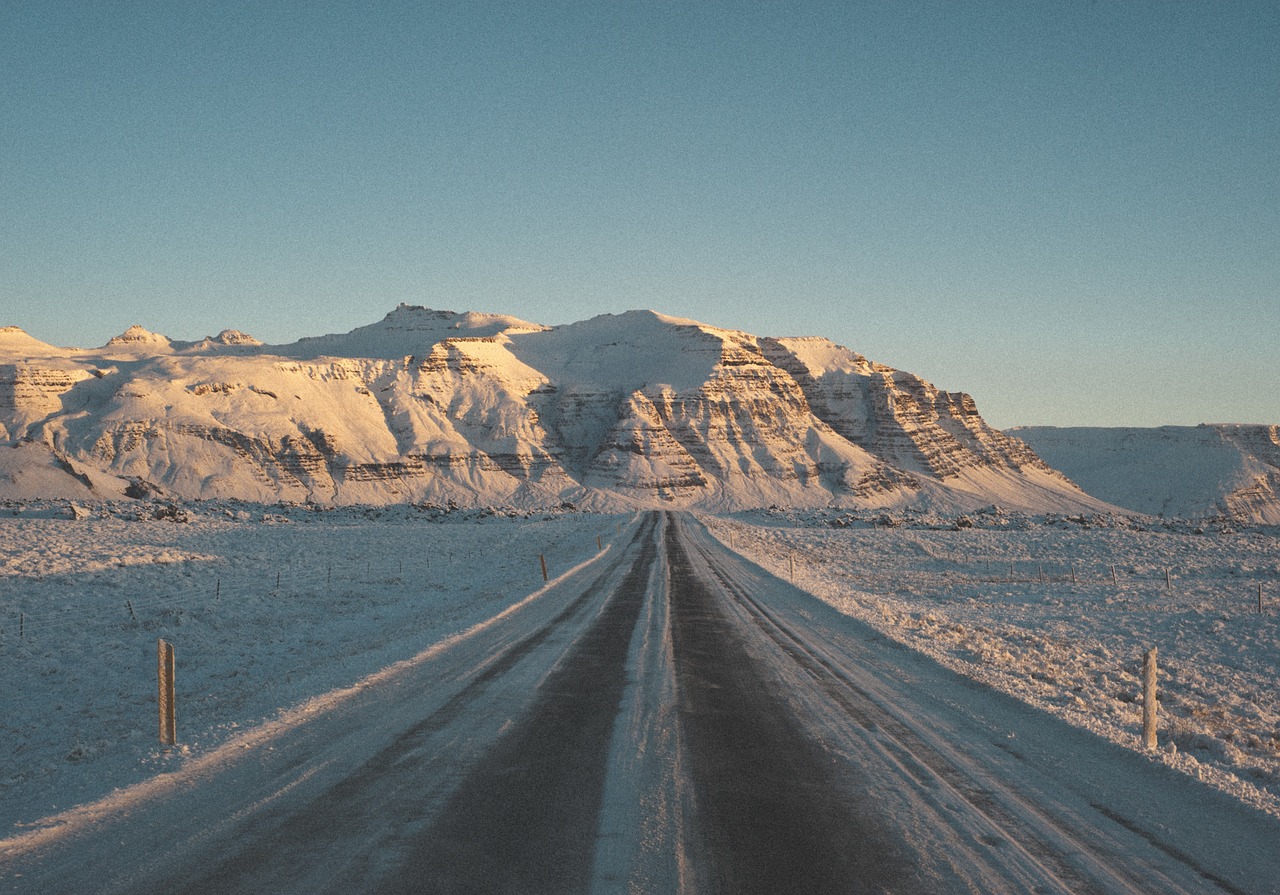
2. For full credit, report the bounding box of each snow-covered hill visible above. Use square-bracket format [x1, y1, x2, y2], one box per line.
[1009, 425, 1280, 524]
[0, 306, 1108, 512]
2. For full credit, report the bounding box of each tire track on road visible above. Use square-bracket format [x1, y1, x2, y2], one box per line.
[684, 516, 1232, 895]
[154, 518, 656, 895]
[381, 515, 660, 894]
[665, 515, 920, 894]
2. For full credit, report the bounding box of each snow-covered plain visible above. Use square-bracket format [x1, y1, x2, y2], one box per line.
[0, 501, 616, 834]
[702, 508, 1280, 817]
[2, 498, 1278, 854]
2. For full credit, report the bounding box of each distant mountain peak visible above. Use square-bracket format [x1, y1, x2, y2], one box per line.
[106, 325, 172, 350]
[212, 329, 262, 346]
[279, 305, 547, 360]
[381, 303, 545, 333]
[0, 325, 63, 358]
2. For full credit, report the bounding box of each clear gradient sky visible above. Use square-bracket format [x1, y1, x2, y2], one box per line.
[2, 1, 1276, 428]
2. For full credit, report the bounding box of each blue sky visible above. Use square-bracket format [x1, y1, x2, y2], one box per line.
[2, 1, 1276, 427]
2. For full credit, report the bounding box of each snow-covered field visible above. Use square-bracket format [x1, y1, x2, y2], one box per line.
[702, 508, 1280, 817]
[0, 501, 617, 833]
[2, 500, 1278, 843]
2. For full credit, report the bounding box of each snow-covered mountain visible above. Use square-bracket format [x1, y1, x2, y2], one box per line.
[1, 307, 1108, 512]
[1009, 425, 1280, 524]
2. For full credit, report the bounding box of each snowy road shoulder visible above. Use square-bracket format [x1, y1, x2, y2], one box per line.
[680, 514, 1280, 894]
[0, 504, 624, 835]
[701, 509, 1280, 819]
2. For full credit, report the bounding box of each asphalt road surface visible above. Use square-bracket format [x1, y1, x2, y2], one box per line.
[3, 512, 1277, 893]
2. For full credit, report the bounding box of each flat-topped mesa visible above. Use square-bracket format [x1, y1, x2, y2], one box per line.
[1011, 424, 1280, 524]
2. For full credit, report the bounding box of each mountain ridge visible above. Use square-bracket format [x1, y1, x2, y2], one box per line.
[2, 306, 1112, 512]
[1010, 424, 1280, 524]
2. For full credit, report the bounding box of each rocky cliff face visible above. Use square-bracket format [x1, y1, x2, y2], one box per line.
[762, 337, 1054, 480]
[0, 306, 1109, 512]
[0, 364, 90, 440]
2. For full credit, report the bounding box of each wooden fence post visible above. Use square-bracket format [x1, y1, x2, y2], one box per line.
[1111, 564, 1118, 587]
[540, 554, 548, 582]
[597, 535, 602, 551]
[1142, 647, 1158, 751]
[158, 639, 176, 746]
[789, 554, 795, 582]
[1258, 583, 1264, 614]
[1165, 568, 1172, 593]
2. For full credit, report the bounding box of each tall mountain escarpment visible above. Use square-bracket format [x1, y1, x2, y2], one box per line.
[0, 307, 1107, 512]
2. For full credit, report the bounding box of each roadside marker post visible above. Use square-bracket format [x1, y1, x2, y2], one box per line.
[1142, 647, 1158, 751]
[158, 639, 176, 747]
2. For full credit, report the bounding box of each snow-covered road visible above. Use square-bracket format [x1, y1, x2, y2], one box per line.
[3, 513, 1277, 893]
